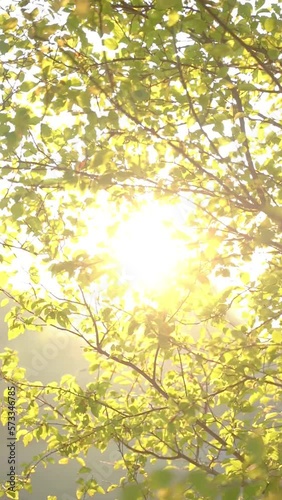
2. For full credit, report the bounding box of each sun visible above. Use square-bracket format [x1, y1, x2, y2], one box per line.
[65, 193, 192, 304]
[112, 201, 187, 292]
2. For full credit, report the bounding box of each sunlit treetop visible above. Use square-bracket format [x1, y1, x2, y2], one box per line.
[0, 0, 281, 355]
[0, 0, 281, 350]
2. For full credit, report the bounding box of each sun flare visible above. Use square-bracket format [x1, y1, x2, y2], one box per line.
[112, 202, 187, 291]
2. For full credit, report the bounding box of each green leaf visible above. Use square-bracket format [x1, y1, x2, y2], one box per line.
[121, 484, 143, 500]
[7, 323, 25, 340]
[90, 150, 113, 169]
[222, 482, 241, 500]
[167, 11, 180, 27]
[132, 89, 150, 101]
[245, 435, 265, 462]
[264, 17, 276, 31]
[272, 331, 282, 342]
[3, 17, 18, 31]
[0, 41, 9, 53]
[104, 38, 118, 50]
[149, 469, 173, 489]
[11, 203, 24, 219]
[156, 0, 182, 8]
[78, 466, 92, 474]
[188, 470, 212, 497]
[23, 432, 33, 446]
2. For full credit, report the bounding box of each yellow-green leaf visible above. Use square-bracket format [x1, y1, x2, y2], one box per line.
[167, 11, 180, 27]
[264, 17, 276, 31]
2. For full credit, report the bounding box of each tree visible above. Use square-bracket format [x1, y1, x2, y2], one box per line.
[0, 0, 282, 498]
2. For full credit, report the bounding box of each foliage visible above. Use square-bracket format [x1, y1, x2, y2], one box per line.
[0, 0, 282, 498]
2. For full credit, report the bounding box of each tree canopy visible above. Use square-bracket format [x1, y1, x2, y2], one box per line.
[1, 0, 282, 498]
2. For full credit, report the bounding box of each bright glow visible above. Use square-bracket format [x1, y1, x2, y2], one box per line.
[112, 203, 187, 291]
